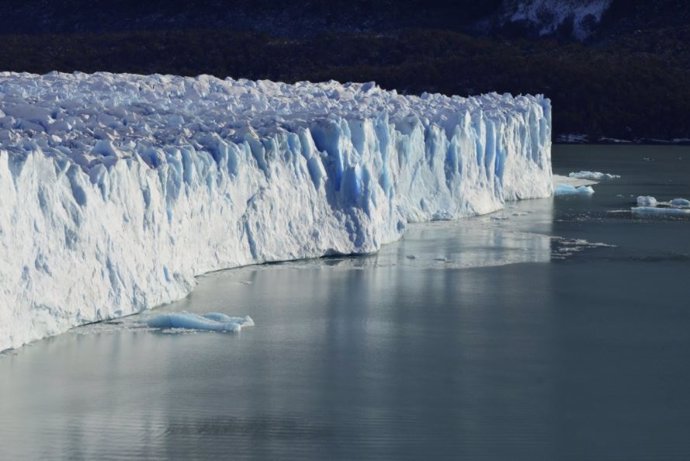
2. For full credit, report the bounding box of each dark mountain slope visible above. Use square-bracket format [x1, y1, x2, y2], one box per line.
[0, 1, 689, 142]
[0, 0, 500, 35]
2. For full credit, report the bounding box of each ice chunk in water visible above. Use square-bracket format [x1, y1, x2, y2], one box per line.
[569, 171, 620, 181]
[147, 312, 254, 333]
[632, 207, 690, 218]
[637, 196, 658, 207]
[554, 184, 595, 196]
[670, 198, 690, 209]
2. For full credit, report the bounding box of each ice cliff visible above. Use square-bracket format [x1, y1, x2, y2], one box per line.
[0, 72, 552, 351]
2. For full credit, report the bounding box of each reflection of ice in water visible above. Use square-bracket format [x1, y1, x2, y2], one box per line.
[77, 194, 617, 344]
[382, 224, 553, 270]
[75, 197, 560, 341]
[550, 237, 615, 260]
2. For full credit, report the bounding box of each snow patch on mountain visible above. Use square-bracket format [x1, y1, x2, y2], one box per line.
[501, 0, 613, 40]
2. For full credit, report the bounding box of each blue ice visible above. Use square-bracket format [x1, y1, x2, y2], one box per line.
[146, 312, 254, 333]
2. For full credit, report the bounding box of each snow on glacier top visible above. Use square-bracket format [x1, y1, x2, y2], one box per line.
[0, 72, 545, 169]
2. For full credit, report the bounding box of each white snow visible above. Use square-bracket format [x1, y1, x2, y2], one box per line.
[569, 171, 620, 181]
[146, 312, 254, 333]
[0, 72, 552, 351]
[501, 0, 613, 40]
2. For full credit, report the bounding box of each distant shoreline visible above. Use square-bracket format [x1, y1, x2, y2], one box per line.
[555, 135, 690, 146]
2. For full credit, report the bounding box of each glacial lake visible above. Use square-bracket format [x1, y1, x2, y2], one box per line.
[1, 145, 689, 460]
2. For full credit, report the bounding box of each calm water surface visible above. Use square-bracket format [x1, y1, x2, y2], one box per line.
[1, 145, 689, 460]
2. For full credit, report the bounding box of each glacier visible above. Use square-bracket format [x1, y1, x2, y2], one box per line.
[0, 72, 552, 351]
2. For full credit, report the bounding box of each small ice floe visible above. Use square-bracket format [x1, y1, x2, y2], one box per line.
[670, 198, 690, 208]
[568, 171, 620, 181]
[599, 137, 632, 144]
[551, 237, 616, 259]
[553, 174, 596, 196]
[637, 196, 657, 207]
[632, 207, 690, 218]
[554, 184, 595, 196]
[606, 209, 631, 217]
[631, 196, 690, 218]
[553, 174, 596, 187]
[147, 312, 255, 333]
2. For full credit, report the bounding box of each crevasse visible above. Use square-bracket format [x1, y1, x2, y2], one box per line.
[0, 72, 552, 351]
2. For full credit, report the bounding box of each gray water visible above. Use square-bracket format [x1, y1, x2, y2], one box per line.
[1, 145, 689, 460]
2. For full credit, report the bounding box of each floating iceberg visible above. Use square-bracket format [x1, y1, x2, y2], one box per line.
[0, 72, 552, 351]
[569, 171, 620, 181]
[632, 195, 690, 218]
[632, 207, 690, 218]
[147, 312, 254, 333]
[637, 196, 658, 207]
[554, 184, 595, 196]
[670, 198, 690, 209]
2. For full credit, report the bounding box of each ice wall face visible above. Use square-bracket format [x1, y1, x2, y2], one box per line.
[0, 72, 552, 351]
